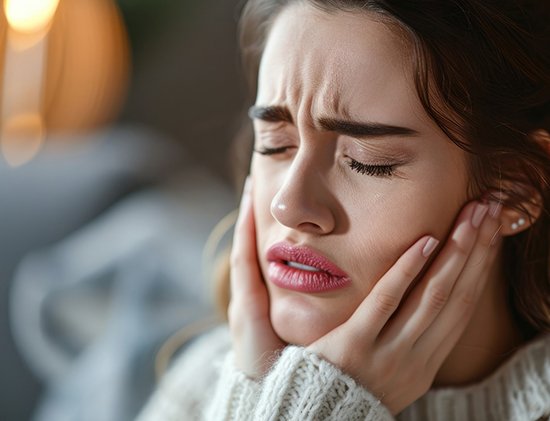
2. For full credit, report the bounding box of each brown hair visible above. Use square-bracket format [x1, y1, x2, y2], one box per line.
[217, 0, 550, 335]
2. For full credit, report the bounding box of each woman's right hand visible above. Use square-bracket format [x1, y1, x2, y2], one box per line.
[228, 177, 286, 379]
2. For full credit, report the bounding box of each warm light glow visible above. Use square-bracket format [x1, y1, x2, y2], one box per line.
[1, 113, 45, 167]
[0, 0, 130, 166]
[4, 0, 61, 33]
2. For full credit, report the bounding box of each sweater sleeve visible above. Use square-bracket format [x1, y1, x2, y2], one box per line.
[206, 345, 395, 421]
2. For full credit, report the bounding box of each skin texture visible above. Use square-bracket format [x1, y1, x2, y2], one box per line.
[251, 5, 469, 345]
[228, 3, 526, 414]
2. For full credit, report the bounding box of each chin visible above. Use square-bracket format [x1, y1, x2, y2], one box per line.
[270, 293, 349, 346]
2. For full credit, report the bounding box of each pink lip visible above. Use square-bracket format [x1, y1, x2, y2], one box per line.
[266, 242, 351, 293]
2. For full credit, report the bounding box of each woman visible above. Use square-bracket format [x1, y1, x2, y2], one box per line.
[137, 0, 550, 419]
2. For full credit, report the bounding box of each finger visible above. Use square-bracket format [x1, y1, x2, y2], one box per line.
[417, 201, 503, 354]
[234, 176, 253, 242]
[345, 234, 440, 342]
[230, 177, 263, 297]
[426, 241, 500, 374]
[382, 201, 489, 345]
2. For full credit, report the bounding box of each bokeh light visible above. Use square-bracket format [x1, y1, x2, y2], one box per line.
[43, 0, 129, 133]
[4, 0, 60, 33]
[0, 0, 130, 166]
[1, 112, 44, 166]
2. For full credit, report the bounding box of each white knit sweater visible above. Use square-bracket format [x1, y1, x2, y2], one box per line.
[136, 326, 550, 420]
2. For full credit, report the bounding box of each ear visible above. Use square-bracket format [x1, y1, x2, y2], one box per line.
[499, 199, 541, 236]
[498, 129, 549, 237]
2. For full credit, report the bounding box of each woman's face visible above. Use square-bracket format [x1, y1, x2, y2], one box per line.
[251, 3, 470, 346]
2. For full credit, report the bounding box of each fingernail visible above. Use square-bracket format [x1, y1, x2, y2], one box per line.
[488, 200, 502, 218]
[422, 237, 439, 257]
[471, 203, 489, 228]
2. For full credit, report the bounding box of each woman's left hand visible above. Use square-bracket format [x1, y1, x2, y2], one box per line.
[307, 200, 503, 415]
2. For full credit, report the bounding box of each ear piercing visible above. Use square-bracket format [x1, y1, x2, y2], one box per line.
[511, 218, 526, 230]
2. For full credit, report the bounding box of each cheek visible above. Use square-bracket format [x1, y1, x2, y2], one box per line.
[344, 177, 468, 290]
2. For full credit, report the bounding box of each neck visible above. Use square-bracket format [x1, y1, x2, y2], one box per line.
[433, 251, 528, 388]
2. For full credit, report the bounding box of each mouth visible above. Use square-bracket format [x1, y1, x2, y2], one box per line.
[266, 242, 351, 293]
[285, 261, 323, 272]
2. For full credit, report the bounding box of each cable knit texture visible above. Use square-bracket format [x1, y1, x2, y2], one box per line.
[136, 326, 550, 421]
[255, 346, 392, 420]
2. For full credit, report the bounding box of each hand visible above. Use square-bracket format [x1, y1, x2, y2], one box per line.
[228, 177, 286, 379]
[308, 200, 503, 414]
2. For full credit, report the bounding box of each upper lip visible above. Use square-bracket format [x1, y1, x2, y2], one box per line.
[266, 241, 349, 278]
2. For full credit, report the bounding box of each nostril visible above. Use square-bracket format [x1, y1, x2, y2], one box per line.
[297, 221, 324, 233]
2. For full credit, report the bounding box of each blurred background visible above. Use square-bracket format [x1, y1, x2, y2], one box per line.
[0, 0, 246, 419]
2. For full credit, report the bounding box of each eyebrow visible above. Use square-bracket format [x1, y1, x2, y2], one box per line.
[249, 105, 294, 124]
[248, 105, 419, 138]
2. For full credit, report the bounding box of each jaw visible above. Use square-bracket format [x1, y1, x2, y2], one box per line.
[268, 288, 356, 346]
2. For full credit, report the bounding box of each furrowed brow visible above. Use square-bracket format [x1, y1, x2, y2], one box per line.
[318, 117, 419, 138]
[248, 105, 294, 124]
[248, 106, 418, 138]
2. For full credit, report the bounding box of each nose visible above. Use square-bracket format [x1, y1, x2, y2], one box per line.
[270, 151, 336, 235]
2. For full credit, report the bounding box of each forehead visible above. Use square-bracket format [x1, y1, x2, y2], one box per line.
[257, 3, 420, 122]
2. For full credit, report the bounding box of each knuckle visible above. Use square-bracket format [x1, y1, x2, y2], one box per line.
[426, 284, 450, 311]
[374, 292, 401, 316]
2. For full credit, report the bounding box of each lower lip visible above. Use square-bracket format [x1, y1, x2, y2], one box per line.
[267, 261, 351, 293]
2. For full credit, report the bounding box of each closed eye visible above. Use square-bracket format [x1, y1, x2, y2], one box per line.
[255, 147, 396, 177]
[347, 158, 395, 177]
[254, 146, 292, 156]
